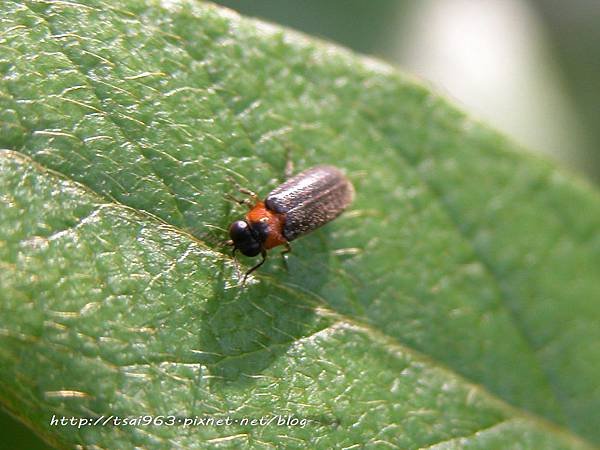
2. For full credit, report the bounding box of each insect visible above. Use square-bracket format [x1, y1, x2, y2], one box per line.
[227, 165, 354, 281]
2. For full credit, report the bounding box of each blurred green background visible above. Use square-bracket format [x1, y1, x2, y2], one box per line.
[2, 0, 599, 448]
[214, 0, 600, 186]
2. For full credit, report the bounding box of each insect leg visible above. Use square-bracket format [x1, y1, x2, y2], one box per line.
[224, 193, 254, 207]
[243, 249, 267, 284]
[223, 174, 258, 206]
[280, 242, 292, 271]
[238, 187, 259, 201]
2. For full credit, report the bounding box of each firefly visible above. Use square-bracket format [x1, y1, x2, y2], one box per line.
[227, 165, 354, 281]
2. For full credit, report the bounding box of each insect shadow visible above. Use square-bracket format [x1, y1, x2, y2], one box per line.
[194, 230, 335, 390]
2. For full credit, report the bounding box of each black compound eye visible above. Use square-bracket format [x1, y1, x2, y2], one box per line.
[229, 220, 261, 257]
[229, 220, 251, 241]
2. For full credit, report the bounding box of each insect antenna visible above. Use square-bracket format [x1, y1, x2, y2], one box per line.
[242, 249, 267, 284]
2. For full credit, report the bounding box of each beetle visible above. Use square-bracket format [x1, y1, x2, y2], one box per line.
[227, 165, 354, 281]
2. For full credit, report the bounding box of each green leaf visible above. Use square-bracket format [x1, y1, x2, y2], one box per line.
[1, 1, 599, 448]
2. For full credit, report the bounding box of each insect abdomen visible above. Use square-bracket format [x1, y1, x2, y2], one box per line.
[265, 165, 354, 241]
